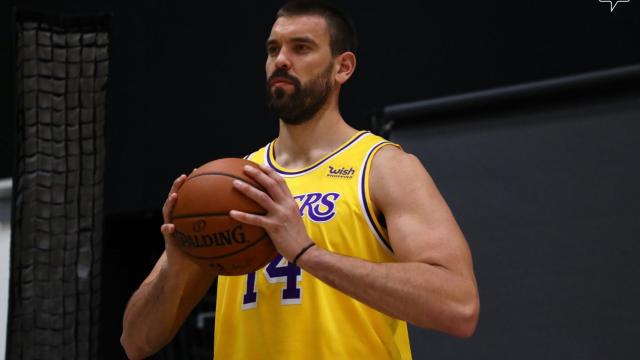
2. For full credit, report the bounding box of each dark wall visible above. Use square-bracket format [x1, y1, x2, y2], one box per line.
[389, 84, 640, 359]
[2, 0, 639, 213]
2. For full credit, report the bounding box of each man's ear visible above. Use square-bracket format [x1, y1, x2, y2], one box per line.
[335, 52, 356, 84]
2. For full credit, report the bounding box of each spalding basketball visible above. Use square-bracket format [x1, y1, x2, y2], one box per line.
[171, 158, 277, 275]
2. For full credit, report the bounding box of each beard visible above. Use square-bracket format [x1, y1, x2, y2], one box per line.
[266, 63, 334, 125]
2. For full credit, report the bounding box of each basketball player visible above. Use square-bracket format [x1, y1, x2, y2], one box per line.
[121, 1, 479, 359]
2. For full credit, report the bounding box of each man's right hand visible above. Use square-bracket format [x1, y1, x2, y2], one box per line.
[121, 173, 218, 360]
[160, 174, 195, 269]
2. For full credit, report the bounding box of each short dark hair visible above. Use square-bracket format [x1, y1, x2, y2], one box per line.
[276, 0, 358, 56]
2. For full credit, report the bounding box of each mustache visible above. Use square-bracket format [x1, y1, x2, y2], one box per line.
[267, 69, 301, 87]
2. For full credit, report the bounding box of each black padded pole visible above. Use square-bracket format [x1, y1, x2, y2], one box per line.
[8, 10, 111, 360]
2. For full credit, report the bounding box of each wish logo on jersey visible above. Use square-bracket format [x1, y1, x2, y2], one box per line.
[327, 166, 355, 179]
[293, 192, 341, 222]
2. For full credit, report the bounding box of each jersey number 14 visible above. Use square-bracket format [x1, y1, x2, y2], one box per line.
[242, 255, 302, 309]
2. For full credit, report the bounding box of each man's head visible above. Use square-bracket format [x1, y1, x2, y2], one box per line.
[276, 0, 357, 57]
[265, 1, 357, 125]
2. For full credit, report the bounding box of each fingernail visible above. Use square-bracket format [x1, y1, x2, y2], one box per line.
[244, 165, 254, 172]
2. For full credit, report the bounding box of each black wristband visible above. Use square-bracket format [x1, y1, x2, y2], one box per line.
[292, 243, 315, 266]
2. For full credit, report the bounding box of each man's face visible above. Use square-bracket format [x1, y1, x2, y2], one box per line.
[265, 15, 336, 124]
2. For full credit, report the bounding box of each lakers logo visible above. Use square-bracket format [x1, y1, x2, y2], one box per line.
[293, 192, 341, 222]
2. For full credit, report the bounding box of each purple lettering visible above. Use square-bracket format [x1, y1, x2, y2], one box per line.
[242, 272, 258, 309]
[264, 255, 302, 304]
[293, 192, 341, 223]
[309, 192, 340, 222]
[297, 192, 322, 218]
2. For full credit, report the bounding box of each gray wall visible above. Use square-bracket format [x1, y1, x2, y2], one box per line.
[387, 77, 640, 359]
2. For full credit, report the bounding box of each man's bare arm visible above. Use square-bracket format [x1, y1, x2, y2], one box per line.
[120, 249, 216, 359]
[298, 146, 479, 337]
[120, 175, 217, 359]
[231, 148, 479, 337]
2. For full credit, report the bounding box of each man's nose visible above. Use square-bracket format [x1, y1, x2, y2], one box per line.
[274, 48, 292, 70]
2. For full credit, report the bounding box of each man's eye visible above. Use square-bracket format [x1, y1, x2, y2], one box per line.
[267, 46, 279, 55]
[296, 45, 310, 52]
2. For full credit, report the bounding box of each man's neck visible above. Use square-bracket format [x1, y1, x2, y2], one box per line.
[275, 106, 357, 169]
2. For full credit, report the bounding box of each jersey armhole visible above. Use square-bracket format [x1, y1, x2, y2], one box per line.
[359, 141, 402, 254]
[244, 152, 257, 161]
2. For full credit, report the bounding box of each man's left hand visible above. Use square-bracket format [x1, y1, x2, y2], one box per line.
[229, 164, 313, 262]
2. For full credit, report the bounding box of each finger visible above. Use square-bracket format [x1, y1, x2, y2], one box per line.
[160, 223, 175, 236]
[163, 174, 187, 222]
[259, 164, 293, 197]
[232, 179, 277, 212]
[168, 174, 188, 196]
[162, 192, 178, 223]
[243, 165, 286, 200]
[160, 224, 176, 246]
[229, 210, 269, 228]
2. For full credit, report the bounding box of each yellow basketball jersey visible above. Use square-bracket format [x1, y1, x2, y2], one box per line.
[214, 131, 412, 360]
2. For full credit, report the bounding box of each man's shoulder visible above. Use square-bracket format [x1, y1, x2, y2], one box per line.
[372, 145, 424, 175]
[370, 146, 427, 196]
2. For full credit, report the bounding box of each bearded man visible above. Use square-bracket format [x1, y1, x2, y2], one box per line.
[121, 1, 479, 359]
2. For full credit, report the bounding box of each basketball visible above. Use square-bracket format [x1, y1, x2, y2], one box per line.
[171, 158, 277, 275]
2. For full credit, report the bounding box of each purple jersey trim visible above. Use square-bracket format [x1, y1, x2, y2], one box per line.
[266, 131, 369, 176]
[361, 141, 394, 253]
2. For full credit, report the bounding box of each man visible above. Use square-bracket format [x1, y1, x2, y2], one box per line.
[121, 1, 479, 359]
